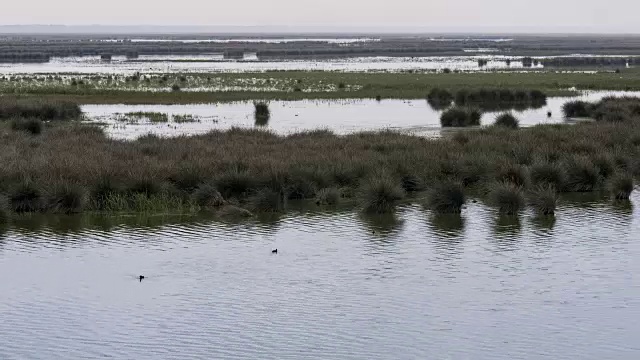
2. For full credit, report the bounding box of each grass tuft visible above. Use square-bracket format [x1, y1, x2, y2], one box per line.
[529, 185, 558, 216]
[359, 176, 405, 214]
[11, 118, 43, 134]
[494, 113, 519, 129]
[9, 179, 43, 213]
[490, 182, 525, 215]
[609, 172, 634, 200]
[427, 181, 466, 214]
[316, 187, 340, 205]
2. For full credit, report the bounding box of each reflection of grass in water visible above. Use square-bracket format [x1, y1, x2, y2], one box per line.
[532, 215, 556, 231]
[610, 199, 633, 215]
[429, 213, 465, 238]
[560, 191, 607, 208]
[493, 215, 522, 236]
[358, 212, 404, 237]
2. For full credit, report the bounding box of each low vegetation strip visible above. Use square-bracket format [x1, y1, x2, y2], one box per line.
[3, 69, 640, 104]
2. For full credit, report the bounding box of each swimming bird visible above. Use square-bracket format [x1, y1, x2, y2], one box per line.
[272, 249, 278, 254]
[139, 275, 145, 282]
[547, 111, 552, 118]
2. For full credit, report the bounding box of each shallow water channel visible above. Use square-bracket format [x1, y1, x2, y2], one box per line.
[83, 90, 640, 139]
[0, 193, 639, 359]
[0, 55, 538, 74]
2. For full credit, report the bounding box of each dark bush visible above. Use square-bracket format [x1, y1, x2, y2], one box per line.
[427, 181, 466, 214]
[11, 118, 43, 134]
[494, 113, 519, 129]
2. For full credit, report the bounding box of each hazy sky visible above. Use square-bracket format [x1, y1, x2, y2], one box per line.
[1, 0, 639, 33]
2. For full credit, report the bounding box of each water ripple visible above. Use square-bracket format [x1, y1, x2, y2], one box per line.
[1, 197, 640, 359]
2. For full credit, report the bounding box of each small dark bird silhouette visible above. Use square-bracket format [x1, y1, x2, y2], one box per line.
[547, 111, 552, 118]
[272, 249, 278, 254]
[139, 275, 145, 282]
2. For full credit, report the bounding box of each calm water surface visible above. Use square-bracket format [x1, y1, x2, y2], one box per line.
[0, 194, 639, 359]
[83, 91, 640, 139]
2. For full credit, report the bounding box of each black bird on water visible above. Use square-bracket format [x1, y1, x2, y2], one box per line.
[139, 275, 145, 282]
[547, 111, 552, 118]
[272, 249, 278, 254]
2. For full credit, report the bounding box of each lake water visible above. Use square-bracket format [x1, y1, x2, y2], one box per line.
[83, 91, 640, 139]
[1, 193, 639, 359]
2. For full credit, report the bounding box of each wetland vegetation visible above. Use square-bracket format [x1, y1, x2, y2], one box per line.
[4, 70, 640, 104]
[0, 97, 638, 219]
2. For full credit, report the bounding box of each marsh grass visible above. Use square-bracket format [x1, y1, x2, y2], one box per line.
[254, 101, 271, 125]
[193, 184, 225, 207]
[316, 187, 340, 205]
[427, 88, 453, 110]
[564, 156, 601, 192]
[0, 98, 81, 121]
[359, 176, 405, 214]
[530, 162, 567, 189]
[47, 184, 86, 214]
[0, 97, 640, 216]
[9, 179, 43, 213]
[454, 88, 547, 111]
[562, 100, 592, 118]
[609, 172, 634, 200]
[440, 107, 482, 127]
[427, 181, 466, 214]
[125, 112, 169, 123]
[11, 118, 43, 134]
[249, 188, 286, 213]
[490, 182, 525, 215]
[494, 113, 519, 129]
[529, 185, 558, 216]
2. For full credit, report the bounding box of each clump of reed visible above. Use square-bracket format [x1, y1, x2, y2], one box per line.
[490, 182, 525, 215]
[426, 181, 466, 214]
[440, 107, 481, 127]
[254, 101, 271, 125]
[249, 188, 286, 213]
[316, 187, 340, 205]
[494, 113, 519, 129]
[359, 176, 405, 214]
[9, 179, 43, 213]
[193, 184, 225, 207]
[528, 185, 558, 216]
[11, 118, 43, 134]
[454, 88, 547, 111]
[563, 156, 601, 192]
[427, 88, 454, 110]
[0, 98, 81, 121]
[46, 184, 87, 214]
[125, 112, 169, 123]
[609, 172, 634, 200]
[530, 162, 567, 189]
[562, 100, 592, 118]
